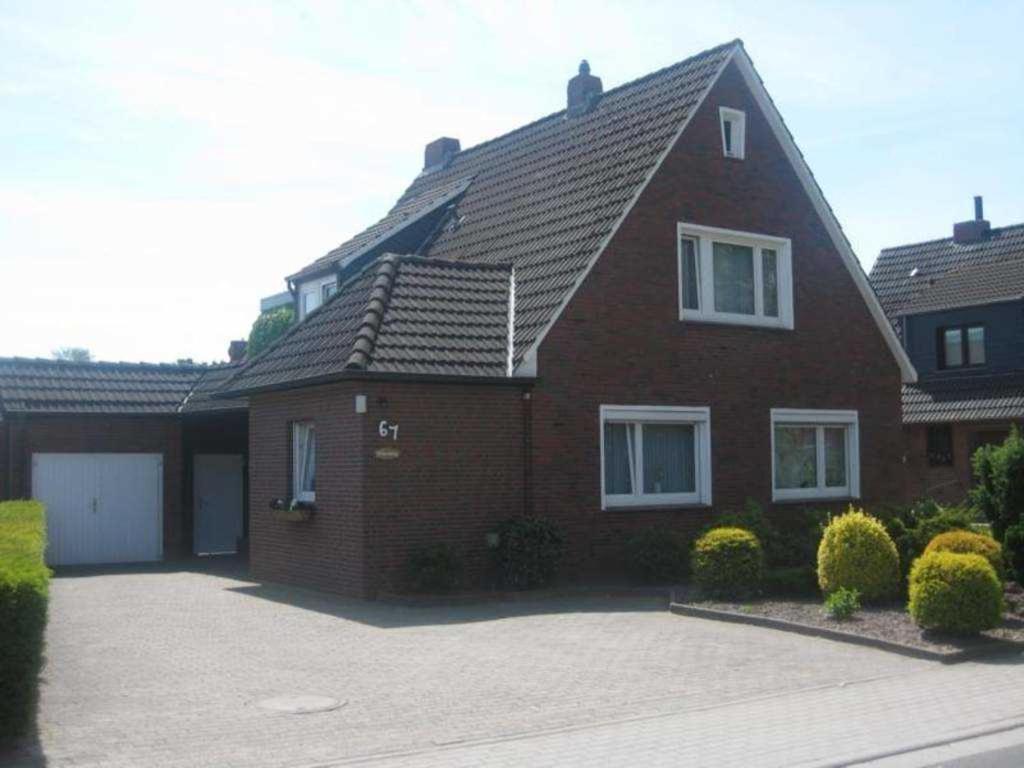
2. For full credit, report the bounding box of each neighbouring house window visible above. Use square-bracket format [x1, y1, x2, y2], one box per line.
[678, 223, 793, 329]
[939, 325, 985, 369]
[600, 405, 712, 509]
[719, 107, 746, 160]
[771, 409, 860, 501]
[927, 425, 954, 467]
[298, 277, 338, 319]
[292, 421, 316, 502]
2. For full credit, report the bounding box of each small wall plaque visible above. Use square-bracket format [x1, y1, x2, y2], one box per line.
[375, 447, 401, 460]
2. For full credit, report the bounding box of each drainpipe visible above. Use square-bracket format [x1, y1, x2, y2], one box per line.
[522, 388, 533, 516]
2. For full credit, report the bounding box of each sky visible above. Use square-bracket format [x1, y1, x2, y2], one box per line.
[1, 1, 1022, 364]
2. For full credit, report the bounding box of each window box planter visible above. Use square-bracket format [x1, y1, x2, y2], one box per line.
[269, 498, 315, 522]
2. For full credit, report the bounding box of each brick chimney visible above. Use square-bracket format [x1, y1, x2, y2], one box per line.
[228, 340, 247, 362]
[953, 195, 991, 244]
[567, 60, 602, 117]
[423, 137, 460, 172]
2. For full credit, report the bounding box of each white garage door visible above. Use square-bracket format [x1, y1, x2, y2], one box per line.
[32, 453, 163, 566]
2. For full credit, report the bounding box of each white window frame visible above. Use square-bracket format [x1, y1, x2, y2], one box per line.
[770, 409, 860, 502]
[719, 106, 746, 160]
[677, 222, 794, 330]
[292, 421, 316, 502]
[298, 276, 338, 319]
[599, 405, 712, 510]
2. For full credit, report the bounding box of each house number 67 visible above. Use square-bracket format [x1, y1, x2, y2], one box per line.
[378, 420, 399, 440]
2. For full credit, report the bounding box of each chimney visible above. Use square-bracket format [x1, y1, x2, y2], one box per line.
[953, 195, 991, 244]
[228, 340, 247, 363]
[423, 137, 460, 172]
[567, 60, 603, 117]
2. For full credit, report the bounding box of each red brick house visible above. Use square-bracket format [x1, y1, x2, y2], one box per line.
[219, 40, 916, 597]
[870, 199, 1024, 505]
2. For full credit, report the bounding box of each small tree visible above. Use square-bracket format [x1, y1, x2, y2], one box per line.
[970, 427, 1024, 541]
[52, 347, 91, 362]
[247, 306, 295, 358]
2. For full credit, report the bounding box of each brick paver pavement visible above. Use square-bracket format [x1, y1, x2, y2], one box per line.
[7, 563, 1024, 767]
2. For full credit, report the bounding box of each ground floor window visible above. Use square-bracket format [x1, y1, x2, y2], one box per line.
[292, 421, 316, 502]
[600, 405, 711, 509]
[771, 409, 859, 501]
[927, 424, 954, 466]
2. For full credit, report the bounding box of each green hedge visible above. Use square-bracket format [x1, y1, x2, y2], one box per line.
[908, 551, 1003, 635]
[0, 501, 50, 742]
[692, 527, 764, 598]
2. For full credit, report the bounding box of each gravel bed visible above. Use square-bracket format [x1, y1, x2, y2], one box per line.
[673, 583, 1024, 657]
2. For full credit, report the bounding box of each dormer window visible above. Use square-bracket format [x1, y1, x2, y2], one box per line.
[939, 324, 985, 369]
[298, 276, 339, 319]
[719, 107, 746, 160]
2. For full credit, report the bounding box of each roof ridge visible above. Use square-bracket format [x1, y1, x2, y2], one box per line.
[879, 222, 1024, 255]
[344, 256, 402, 370]
[0, 356, 214, 372]
[448, 39, 743, 164]
[394, 254, 512, 272]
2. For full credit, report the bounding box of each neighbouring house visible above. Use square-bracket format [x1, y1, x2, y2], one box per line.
[217, 40, 916, 598]
[870, 197, 1024, 505]
[0, 345, 249, 565]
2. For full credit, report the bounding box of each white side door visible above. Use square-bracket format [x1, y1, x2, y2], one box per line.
[32, 453, 163, 566]
[193, 454, 244, 555]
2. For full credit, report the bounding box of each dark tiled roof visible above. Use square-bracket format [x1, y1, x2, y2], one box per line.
[870, 224, 1024, 319]
[284, 41, 738, 371]
[903, 372, 1024, 424]
[181, 364, 248, 413]
[897, 257, 1024, 315]
[0, 358, 245, 416]
[221, 255, 513, 393]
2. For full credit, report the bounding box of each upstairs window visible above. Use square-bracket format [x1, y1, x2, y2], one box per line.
[298, 277, 338, 319]
[292, 421, 316, 502]
[719, 107, 746, 159]
[771, 409, 860, 501]
[939, 325, 985, 369]
[678, 223, 793, 329]
[600, 405, 712, 509]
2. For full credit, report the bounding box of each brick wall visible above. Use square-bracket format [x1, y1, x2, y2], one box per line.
[247, 380, 526, 597]
[2, 415, 185, 555]
[248, 382, 368, 596]
[529, 59, 906, 575]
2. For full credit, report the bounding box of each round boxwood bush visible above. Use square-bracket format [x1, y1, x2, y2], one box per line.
[492, 517, 566, 590]
[405, 543, 462, 593]
[691, 527, 763, 598]
[625, 526, 689, 583]
[924, 530, 1004, 580]
[908, 551, 1003, 634]
[817, 508, 900, 602]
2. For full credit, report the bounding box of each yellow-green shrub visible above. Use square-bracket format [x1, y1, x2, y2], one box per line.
[817, 507, 899, 602]
[924, 530, 1004, 580]
[908, 552, 1002, 634]
[0, 501, 50, 742]
[692, 527, 763, 597]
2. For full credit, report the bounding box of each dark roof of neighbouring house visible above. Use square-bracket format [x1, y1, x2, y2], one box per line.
[221, 255, 513, 394]
[0, 358, 246, 416]
[179, 363, 248, 414]
[903, 372, 1024, 424]
[870, 223, 1024, 319]
[897, 256, 1024, 315]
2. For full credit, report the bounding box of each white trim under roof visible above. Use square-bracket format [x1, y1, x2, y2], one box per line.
[514, 42, 917, 384]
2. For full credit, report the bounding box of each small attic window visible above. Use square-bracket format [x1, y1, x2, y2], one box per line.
[719, 107, 746, 160]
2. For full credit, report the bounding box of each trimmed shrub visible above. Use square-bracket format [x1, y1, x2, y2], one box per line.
[405, 543, 462, 593]
[710, 499, 826, 569]
[0, 501, 50, 742]
[692, 527, 763, 598]
[823, 587, 861, 621]
[970, 426, 1024, 541]
[492, 517, 566, 590]
[924, 530, 1004, 580]
[908, 552, 1003, 634]
[880, 499, 975, 578]
[817, 507, 900, 602]
[625, 527, 690, 583]
[1003, 524, 1024, 584]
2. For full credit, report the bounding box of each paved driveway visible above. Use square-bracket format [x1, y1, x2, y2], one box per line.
[8, 563, 1024, 767]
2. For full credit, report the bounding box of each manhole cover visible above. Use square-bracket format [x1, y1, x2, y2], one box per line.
[257, 695, 345, 714]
